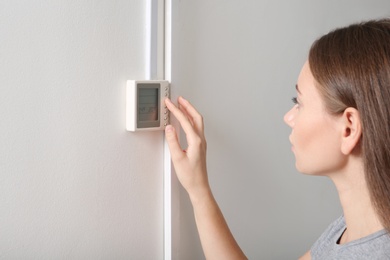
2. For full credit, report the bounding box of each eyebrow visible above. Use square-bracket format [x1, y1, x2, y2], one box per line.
[295, 84, 302, 95]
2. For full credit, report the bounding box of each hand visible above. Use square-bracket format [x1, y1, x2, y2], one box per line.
[164, 97, 210, 198]
[165, 97, 247, 260]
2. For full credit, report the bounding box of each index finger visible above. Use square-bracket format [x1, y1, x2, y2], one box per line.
[165, 98, 198, 139]
[177, 97, 204, 135]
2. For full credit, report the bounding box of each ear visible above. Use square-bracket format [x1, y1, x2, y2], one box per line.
[340, 107, 362, 155]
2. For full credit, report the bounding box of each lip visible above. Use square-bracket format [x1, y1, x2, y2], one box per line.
[289, 136, 294, 151]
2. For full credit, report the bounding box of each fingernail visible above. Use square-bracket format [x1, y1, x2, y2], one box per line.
[165, 125, 173, 132]
[179, 97, 188, 104]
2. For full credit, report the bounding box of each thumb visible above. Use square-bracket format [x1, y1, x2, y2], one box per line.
[165, 125, 185, 161]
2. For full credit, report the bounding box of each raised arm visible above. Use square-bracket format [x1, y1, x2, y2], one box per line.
[164, 97, 247, 260]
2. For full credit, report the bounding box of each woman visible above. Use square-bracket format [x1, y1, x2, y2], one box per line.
[164, 19, 390, 259]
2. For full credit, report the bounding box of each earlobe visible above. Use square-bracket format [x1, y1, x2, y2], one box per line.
[340, 107, 362, 155]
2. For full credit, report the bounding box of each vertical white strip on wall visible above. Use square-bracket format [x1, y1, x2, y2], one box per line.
[147, 0, 176, 258]
[163, 0, 171, 82]
[163, 2, 177, 260]
[162, 0, 171, 257]
[146, 1, 176, 258]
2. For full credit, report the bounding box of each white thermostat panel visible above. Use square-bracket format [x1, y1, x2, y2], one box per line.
[126, 80, 170, 131]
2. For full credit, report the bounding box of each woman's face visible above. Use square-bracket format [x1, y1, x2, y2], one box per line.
[284, 62, 345, 175]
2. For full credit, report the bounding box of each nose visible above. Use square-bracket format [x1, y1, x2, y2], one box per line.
[284, 107, 295, 128]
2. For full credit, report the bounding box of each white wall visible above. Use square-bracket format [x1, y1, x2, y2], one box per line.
[0, 1, 164, 258]
[171, 0, 390, 259]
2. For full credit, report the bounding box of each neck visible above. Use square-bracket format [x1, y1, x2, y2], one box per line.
[329, 160, 383, 244]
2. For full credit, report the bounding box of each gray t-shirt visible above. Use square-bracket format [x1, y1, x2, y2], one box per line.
[311, 216, 390, 260]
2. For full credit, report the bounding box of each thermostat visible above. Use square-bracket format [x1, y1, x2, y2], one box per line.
[126, 80, 170, 131]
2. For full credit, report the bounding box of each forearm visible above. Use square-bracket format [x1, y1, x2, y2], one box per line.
[189, 187, 247, 260]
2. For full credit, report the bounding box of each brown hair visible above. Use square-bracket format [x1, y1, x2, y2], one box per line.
[308, 18, 390, 232]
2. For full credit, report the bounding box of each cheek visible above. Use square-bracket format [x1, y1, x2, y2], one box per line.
[293, 120, 343, 175]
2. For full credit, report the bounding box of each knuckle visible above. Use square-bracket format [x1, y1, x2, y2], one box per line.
[196, 114, 204, 123]
[192, 136, 203, 147]
[193, 136, 207, 151]
[172, 152, 186, 162]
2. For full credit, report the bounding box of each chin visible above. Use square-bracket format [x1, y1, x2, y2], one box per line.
[295, 162, 326, 176]
[296, 165, 332, 177]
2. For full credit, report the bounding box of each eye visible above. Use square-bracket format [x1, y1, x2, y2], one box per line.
[291, 97, 299, 105]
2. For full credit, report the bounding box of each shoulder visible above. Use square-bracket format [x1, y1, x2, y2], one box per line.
[312, 216, 345, 246]
[346, 230, 390, 258]
[310, 216, 345, 259]
[311, 216, 390, 260]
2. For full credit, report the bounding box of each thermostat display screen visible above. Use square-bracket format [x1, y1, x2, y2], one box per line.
[137, 83, 160, 128]
[138, 87, 159, 121]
